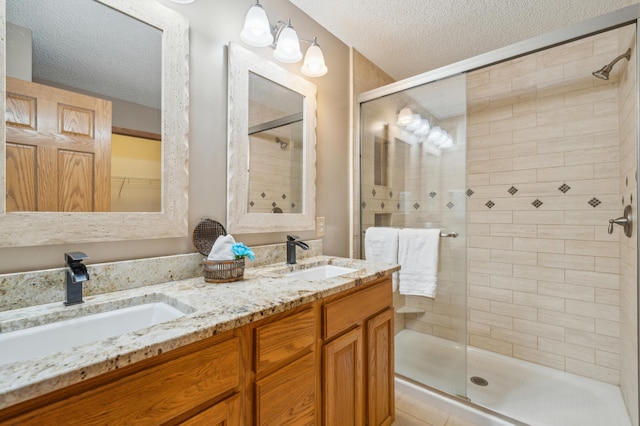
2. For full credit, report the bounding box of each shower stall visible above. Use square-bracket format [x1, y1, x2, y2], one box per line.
[357, 7, 639, 426]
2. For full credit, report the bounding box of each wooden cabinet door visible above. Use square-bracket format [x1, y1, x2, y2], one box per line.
[366, 308, 394, 426]
[5, 77, 112, 212]
[255, 352, 316, 425]
[181, 394, 241, 426]
[323, 326, 364, 426]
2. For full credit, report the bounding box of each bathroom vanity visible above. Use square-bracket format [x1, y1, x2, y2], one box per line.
[0, 256, 398, 425]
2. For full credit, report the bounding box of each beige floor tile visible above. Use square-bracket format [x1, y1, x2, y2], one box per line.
[395, 393, 451, 426]
[445, 415, 481, 426]
[393, 409, 434, 426]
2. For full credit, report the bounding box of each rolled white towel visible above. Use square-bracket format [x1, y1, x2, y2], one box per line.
[207, 234, 236, 261]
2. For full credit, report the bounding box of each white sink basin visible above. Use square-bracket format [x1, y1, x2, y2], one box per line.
[0, 302, 186, 366]
[286, 265, 359, 281]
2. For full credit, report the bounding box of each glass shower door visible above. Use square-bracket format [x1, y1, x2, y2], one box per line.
[359, 73, 468, 398]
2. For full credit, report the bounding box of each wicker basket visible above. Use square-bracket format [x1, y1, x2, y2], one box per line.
[202, 258, 245, 283]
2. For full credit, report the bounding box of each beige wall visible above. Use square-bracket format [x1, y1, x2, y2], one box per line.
[0, 0, 350, 273]
[465, 27, 632, 385]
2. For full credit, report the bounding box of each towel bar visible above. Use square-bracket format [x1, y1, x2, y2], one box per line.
[362, 229, 458, 238]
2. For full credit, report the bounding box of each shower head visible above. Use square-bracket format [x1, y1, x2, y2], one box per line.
[592, 48, 631, 80]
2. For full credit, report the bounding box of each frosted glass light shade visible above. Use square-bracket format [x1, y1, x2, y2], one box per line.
[413, 119, 431, 136]
[301, 42, 327, 77]
[396, 107, 413, 126]
[405, 114, 423, 132]
[274, 23, 302, 63]
[240, 2, 274, 47]
[426, 126, 444, 144]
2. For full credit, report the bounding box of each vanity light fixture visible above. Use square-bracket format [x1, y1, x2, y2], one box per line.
[404, 114, 423, 132]
[396, 107, 414, 126]
[273, 19, 303, 63]
[240, 0, 328, 77]
[301, 38, 328, 77]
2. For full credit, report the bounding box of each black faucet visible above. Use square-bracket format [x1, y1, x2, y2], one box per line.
[286, 235, 309, 265]
[64, 252, 89, 306]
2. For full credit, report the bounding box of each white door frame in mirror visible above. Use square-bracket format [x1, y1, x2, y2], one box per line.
[0, 0, 189, 247]
[227, 43, 317, 234]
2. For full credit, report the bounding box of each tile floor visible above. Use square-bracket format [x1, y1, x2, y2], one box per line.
[393, 386, 480, 426]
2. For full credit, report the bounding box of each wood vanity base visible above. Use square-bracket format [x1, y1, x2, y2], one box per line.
[0, 277, 394, 426]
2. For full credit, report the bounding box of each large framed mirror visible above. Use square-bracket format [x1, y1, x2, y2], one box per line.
[0, 0, 189, 247]
[227, 43, 316, 233]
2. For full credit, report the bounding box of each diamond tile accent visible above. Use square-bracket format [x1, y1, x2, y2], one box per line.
[249, 201, 255, 207]
[485, 201, 495, 209]
[397, 202, 401, 210]
[429, 192, 437, 198]
[508, 186, 518, 195]
[389, 191, 393, 198]
[558, 183, 571, 193]
[291, 203, 295, 208]
[372, 188, 377, 197]
[271, 202, 277, 207]
[588, 197, 601, 208]
[261, 192, 266, 198]
[413, 203, 420, 210]
[466, 189, 474, 197]
[281, 194, 287, 199]
[447, 202, 454, 209]
[381, 202, 386, 209]
[532, 199, 543, 208]
[361, 201, 367, 209]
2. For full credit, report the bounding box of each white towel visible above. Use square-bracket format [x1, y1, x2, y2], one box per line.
[207, 234, 237, 260]
[364, 227, 400, 291]
[398, 228, 440, 298]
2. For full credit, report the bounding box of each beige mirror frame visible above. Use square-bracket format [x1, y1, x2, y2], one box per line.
[227, 43, 316, 234]
[0, 0, 189, 247]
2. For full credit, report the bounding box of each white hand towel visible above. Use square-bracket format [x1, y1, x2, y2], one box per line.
[207, 234, 237, 261]
[364, 227, 399, 291]
[398, 228, 440, 298]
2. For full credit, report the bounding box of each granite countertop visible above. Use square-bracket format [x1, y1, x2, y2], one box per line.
[0, 256, 399, 410]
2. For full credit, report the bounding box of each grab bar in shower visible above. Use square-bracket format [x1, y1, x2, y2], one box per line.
[363, 229, 458, 238]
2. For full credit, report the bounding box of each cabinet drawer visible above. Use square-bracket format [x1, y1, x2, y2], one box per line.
[4, 337, 241, 425]
[255, 307, 315, 374]
[255, 352, 316, 426]
[181, 393, 241, 426]
[323, 279, 391, 339]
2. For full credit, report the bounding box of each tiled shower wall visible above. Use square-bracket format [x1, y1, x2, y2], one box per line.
[465, 26, 633, 385]
[618, 26, 638, 426]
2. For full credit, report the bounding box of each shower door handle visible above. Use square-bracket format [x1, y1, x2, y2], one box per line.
[608, 205, 633, 237]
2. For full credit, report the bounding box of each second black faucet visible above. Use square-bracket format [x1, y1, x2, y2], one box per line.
[286, 235, 309, 264]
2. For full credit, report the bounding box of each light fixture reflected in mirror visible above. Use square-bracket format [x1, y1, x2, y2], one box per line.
[240, 0, 328, 77]
[396, 108, 454, 150]
[404, 114, 423, 132]
[396, 107, 413, 126]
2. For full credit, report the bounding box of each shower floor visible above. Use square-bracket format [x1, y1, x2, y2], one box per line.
[395, 329, 632, 426]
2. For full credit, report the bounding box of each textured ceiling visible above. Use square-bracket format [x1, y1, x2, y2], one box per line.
[7, 0, 162, 109]
[289, 0, 634, 81]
